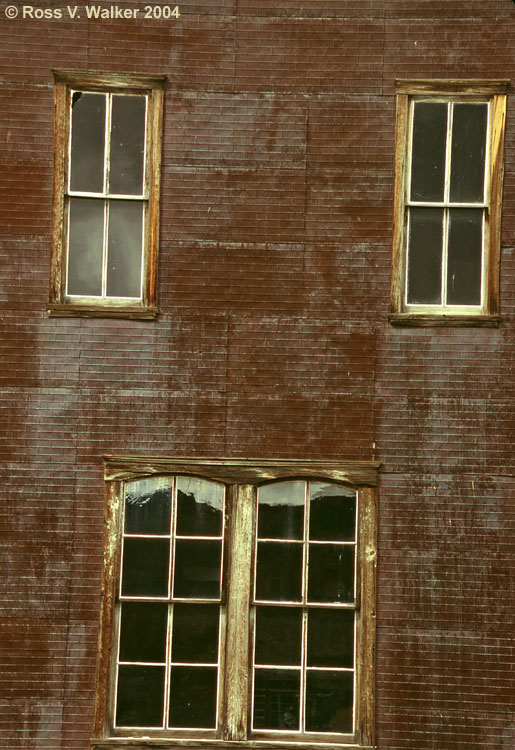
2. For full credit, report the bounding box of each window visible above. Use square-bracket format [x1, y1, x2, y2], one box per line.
[390, 79, 508, 326]
[48, 70, 165, 318]
[93, 458, 379, 749]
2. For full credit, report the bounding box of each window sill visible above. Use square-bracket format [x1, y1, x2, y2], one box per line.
[47, 303, 159, 320]
[92, 740, 376, 750]
[388, 313, 500, 328]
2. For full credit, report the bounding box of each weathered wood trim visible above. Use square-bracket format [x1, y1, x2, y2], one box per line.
[388, 313, 500, 328]
[53, 68, 166, 89]
[487, 93, 507, 316]
[390, 92, 409, 314]
[47, 303, 159, 319]
[355, 488, 377, 748]
[103, 457, 381, 487]
[222, 485, 255, 741]
[49, 71, 165, 318]
[93, 480, 123, 739]
[395, 79, 510, 95]
[92, 741, 377, 749]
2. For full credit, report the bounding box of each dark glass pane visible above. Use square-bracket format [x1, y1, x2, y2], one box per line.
[67, 198, 104, 296]
[450, 103, 487, 203]
[105, 200, 143, 298]
[70, 92, 106, 193]
[176, 477, 224, 537]
[255, 607, 302, 666]
[168, 666, 217, 728]
[109, 95, 146, 195]
[258, 481, 304, 540]
[308, 545, 354, 604]
[119, 601, 168, 663]
[406, 207, 444, 304]
[309, 483, 356, 542]
[305, 671, 353, 733]
[410, 101, 447, 202]
[121, 538, 170, 597]
[173, 539, 222, 599]
[124, 478, 172, 535]
[446, 208, 483, 305]
[307, 610, 354, 668]
[172, 604, 219, 663]
[116, 664, 165, 727]
[253, 669, 300, 730]
[255, 542, 303, 602]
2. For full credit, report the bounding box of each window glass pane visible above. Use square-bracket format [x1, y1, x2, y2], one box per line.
[307, 610, 354, 668]
[255, 607, 302, 666]
[173, 539, 222, 599]
[253, 669, 300, 730]
[406, 207, 444, 305]
[124, 477, 172, 535]
[121, 538, 170, 597]
[168, 666, 217, 728]
[105, 200, 143, 298]
[176, 477, 224, 537]
[309, 484, 356, 542]
[308, 544, 354, 603]
[109, 94, 146, 195]
[305, 671, 353, 734]
[171, 604, 219, 664]
[255, 542, 303, 602]
[67, 197, 104, 296]
[70, 92, 106, 193]
[116, 664, 165, 727]
[119, 602, 168, 663]
[258, 481, 305, 540]
[410, 101, 447, 202]
[446, 208, 483, 306]
[450, 103, 487, 203]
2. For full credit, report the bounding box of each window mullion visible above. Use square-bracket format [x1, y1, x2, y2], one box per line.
[222, 484, 255, 741]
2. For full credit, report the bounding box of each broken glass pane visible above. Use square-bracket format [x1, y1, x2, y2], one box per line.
[176, 477, 224, 537]
[410, 101, 447, 202]
[119, 601, 168, 663]
[305, 670, 353, 733]
[309, 484, 356, 542]
[450, 103, 487, 203]
[105, 200, 143, 298]
[67, 198, 104, 296]
[109, 95, 146, 196]
[406, 207, 444, 305]
[70, 92, 106, 193]
[446, 208, 483, 305]
[253, 669, 300, 730]
[258, 481, 305, 541]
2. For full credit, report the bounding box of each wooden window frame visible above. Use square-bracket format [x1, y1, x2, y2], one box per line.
[48, 70, 166, 319]
[92, 457, 380, 750]
[389, 79, 509, 328]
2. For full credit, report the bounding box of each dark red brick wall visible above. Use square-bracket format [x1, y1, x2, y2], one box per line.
[0, 1, 514, 748]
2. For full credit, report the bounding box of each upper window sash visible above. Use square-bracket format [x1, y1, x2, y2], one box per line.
[390, 79, 509, 327]
[48, 70, 165, 319]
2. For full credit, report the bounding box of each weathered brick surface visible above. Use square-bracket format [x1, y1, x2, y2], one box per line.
[0, 0, 514, 748]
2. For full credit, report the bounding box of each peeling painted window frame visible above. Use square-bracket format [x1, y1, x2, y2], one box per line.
[389, 79, 509, 328]
[93, 457, 380, 750]
[48, 70, 165, 319]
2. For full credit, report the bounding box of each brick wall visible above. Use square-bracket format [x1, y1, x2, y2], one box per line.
[0, 1, 514, 748]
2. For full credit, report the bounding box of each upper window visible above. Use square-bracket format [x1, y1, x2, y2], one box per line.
[390, 80, 509, 326]
[93, 458, 379, 750]
[48, 70, 165, 318]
